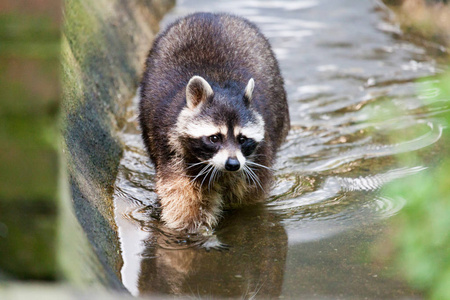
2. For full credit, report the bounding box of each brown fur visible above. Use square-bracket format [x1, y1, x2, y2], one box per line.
[157, 157, 266, 232]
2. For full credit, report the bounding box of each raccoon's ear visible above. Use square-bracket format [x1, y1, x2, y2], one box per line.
[186, 76, 214, 109]
[243, 78, 255, 105]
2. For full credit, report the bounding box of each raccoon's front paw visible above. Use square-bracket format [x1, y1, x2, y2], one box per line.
[160, 207, 220, 233]
[160, 198, 222, 233]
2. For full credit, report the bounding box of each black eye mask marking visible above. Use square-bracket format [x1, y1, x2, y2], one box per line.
[182, 136, 220, 161]
[241, 138, 258, 157]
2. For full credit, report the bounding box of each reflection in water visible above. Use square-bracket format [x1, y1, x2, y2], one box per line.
[115, 199, 287, 297]
[112, 0, 449, 298]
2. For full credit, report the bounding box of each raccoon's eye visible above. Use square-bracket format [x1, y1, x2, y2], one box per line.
[238, 135, 247, 144]
[209, 135, 220, 143]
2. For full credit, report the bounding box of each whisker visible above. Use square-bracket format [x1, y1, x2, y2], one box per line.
[241, 167, 250, 185]
[243, 166, 255, 186]
[170, 159, 183, 167]
[246, 161, 273, 171]
[244, 165, 257, 188]
[208, 167, 215, 191]
[186, 160, 210, 169]
[245, 165, 265, 192]
[190, 163, 211, 184]
[200, 164, 214, 189]
[213, 168, 220, 187]
[250, 170, 263, 192]
[208, 167, 220, 191]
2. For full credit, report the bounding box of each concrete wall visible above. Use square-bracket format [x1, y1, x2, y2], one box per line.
[61, 0, 174, 288]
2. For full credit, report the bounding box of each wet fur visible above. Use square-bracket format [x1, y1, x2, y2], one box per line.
[139, 13, 289, 232]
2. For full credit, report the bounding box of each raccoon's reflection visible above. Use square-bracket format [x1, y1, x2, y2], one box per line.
[136, 204, 287, 298]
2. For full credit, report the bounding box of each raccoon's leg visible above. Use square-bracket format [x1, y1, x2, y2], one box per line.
[156, 170, 223, 232]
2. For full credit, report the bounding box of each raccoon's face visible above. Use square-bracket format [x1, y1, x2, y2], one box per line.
[172, 76, 265, 173]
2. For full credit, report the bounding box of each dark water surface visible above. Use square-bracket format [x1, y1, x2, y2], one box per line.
[113, 0, 447, 298]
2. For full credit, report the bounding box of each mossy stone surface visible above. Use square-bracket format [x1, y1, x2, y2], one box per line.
[61, 0, 174, 288]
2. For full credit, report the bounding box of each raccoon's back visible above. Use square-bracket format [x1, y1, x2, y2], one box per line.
[139, 13, 289, 164]
[142, 13, 284, 95]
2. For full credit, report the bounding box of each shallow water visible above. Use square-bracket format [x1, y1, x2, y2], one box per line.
[113, 0, 448, 298]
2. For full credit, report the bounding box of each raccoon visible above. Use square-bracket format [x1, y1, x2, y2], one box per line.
[139, 12, 289, 232]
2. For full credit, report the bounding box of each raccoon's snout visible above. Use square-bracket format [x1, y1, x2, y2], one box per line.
[225, 157, 240, 172]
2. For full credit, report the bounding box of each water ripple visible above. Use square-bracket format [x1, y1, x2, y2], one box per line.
[111, 0, 448, 296]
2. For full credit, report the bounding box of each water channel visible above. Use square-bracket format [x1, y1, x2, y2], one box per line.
[112, 0, 447, 298]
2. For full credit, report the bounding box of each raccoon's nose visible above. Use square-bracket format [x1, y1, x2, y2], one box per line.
[225, 157, 240, 171]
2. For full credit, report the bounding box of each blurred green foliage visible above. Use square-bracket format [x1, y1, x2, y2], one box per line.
[0, 7, 60, 279]
[0, 13, 60, 59]
[385, 71, 450, 300]
[0, 12, 60, 201]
